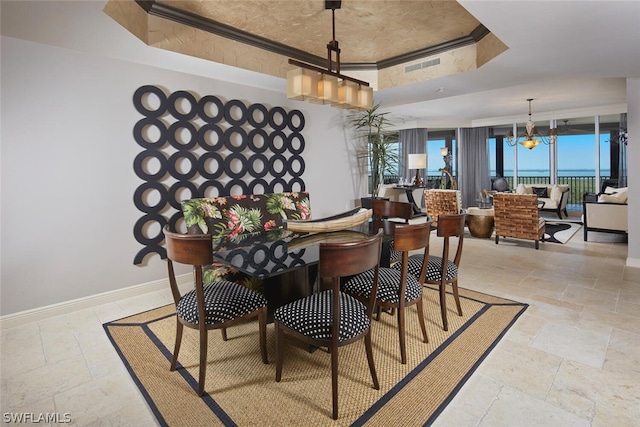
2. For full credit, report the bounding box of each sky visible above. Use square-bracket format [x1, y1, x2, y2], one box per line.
[425, 134, 611, 175]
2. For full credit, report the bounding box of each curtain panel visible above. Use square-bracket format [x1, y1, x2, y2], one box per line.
[398, 128, 428, 181]
[458, 127, 491, 208]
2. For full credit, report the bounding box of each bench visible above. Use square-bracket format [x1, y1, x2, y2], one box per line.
[180, 191, 311, 287]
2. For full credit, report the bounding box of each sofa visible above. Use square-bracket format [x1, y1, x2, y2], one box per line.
[515, 183, 570, 219]
[582, 186, 628, 241]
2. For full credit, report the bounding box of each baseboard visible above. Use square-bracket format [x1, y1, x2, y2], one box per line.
[0, 273, 192, 330]
[627, 257, 640, 268]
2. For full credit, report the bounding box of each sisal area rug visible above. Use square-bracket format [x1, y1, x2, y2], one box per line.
[544, 220, 583, 244]
[104, 286, 527, 426]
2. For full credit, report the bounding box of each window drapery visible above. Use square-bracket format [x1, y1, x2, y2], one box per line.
[458, 127, 491, 209]
[398, 128, 428, 181]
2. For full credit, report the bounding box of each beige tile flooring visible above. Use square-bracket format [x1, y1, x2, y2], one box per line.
[2, 217, 639, 426]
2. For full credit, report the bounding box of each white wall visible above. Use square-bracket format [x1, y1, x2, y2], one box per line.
[626, 78, 640, 267]
[0, 34, 361, 315]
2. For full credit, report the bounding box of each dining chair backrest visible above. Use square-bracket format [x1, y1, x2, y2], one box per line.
[393, 221, 432, 253]
[164, 227, 213, 305]
[372, 199, 413, 223]
[164, 228, 212, 266]
[436, 214, 466, 267]
[394, 221, 432, 285]
[319, 230, 384, 319]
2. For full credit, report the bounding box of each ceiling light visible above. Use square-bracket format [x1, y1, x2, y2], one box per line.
[286, 1, 373, 111]
[505, 99, 558, 149]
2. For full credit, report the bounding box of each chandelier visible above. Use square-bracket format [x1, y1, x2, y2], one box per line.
[286, 1, 373, 111]
[505, 99, 558, 149]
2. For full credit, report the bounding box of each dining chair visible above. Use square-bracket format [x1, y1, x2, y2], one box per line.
[274, 230, 383, 420]
[344, 221, 432, 364]
[372, 199, 414, 264]
[163, 226, 268, 396]
[395, 214, 466, 331]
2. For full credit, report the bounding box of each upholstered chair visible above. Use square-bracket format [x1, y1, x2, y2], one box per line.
[274, 231, 383, 420]
[344, 221, 432, 364]
[395, 214, 466, 331]
[163, 226, 268, 396]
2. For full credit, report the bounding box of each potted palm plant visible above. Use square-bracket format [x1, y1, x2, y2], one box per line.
[349, 104, 399, 202]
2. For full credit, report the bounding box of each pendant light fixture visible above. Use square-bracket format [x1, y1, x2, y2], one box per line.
[506, 99, 558, 149]
[286, 1, 373, 110]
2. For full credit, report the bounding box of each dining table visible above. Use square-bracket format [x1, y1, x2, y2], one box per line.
[210, 222, 392, 315]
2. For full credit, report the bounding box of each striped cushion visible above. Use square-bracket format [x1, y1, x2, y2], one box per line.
[177, 280, 267, 325]
[393, 255, 458, 282]
[274, 290, 370, 341]
[344, 268, 422, 303]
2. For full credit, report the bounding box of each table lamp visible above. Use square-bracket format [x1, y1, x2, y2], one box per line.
[408, 153, 427, 187]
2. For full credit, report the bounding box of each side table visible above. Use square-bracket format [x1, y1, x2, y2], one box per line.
[466, 207, 495, 238]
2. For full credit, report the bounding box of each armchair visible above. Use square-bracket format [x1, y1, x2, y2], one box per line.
[493, 193, 546, 249]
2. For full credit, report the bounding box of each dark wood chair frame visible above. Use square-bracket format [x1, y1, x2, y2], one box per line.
[274, 231, 383, 420]
[346, 221, 432, 364]
[427, 214, 466, 331]
[164, 226, 268, 396]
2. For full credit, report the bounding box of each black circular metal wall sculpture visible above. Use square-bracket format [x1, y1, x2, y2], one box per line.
[132, 85, 307, 264]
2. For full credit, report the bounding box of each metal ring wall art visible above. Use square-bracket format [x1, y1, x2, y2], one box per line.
[132, 85, 306, 264]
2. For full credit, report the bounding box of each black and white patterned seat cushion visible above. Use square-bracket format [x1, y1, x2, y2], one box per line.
[343, 268, 422, 304]
[389, 240, 402, 261]
[274, 290, 370, 341]
[177, 280, 267, 325]
[393, 255, 458, 282]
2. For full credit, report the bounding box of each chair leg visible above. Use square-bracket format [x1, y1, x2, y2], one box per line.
[221, 327, 227, 341]
[452, 279, 462, 316]
[275, 322, 284, 382]
[439, 282, 448, 331]
[198, 326, 208, 396]
[364, 330, 379, 390]
[170, 319, 183, 371]
[331, 341, 339, 420]
[258, 307, 268, 364]
[416, 296, 429, 344]
[495, 235, 499, 245]
[397, 304, 407, 364]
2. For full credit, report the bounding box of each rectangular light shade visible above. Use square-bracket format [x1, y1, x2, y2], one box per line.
[408, 153, 427, 169]
[313, 74, 339, 105]
[338, 80, 359, 109]
[357, 85, 374, 110]
[287, 68, 319, 100]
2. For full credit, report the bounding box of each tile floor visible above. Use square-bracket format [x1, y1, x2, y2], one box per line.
[2, 216, 639, 426]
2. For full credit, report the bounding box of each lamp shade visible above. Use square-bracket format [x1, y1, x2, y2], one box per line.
[338, 80, 359, 109]
[314, 74, 338, 105]
[287, 68, 319, 100]
[357, 85, 374, 110]
[408, 153, 427, 170]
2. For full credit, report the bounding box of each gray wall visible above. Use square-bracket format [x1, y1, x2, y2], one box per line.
[1, 1, 637, 315]
[0, 3, 364, 315]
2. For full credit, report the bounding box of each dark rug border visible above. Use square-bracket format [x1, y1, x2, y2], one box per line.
[103, 290, 528, 427]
